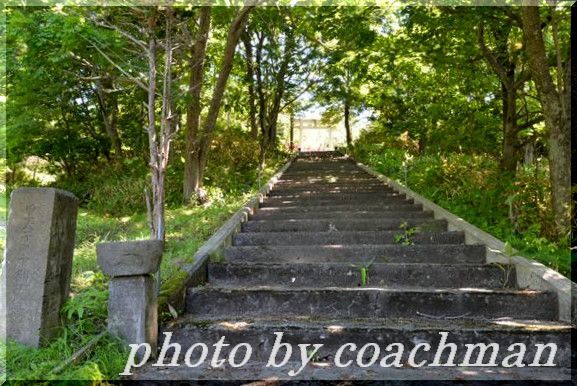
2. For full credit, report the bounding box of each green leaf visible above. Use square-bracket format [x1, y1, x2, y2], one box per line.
[504, 241, 514, 257]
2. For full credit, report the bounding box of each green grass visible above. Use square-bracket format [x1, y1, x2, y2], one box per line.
[3, 157, 287, 381]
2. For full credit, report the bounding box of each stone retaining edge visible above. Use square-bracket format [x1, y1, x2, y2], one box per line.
[168, 154, 298, 311]
[348, 155, 575, 324]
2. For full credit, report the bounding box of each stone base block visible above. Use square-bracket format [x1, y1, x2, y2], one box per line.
[108, 275, 157, 357]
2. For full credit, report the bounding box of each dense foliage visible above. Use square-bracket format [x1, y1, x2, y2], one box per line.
[350, 137, 569, 276]
[2, 4, 572, 381]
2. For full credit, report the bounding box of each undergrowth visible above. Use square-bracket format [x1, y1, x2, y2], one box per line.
[3, 147, 288, 381]
[350, 140, 570, 277]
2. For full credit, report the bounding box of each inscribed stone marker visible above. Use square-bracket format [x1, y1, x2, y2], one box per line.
[0, 188, 78, 348]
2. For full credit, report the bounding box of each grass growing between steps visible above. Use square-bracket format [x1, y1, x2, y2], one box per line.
[2, 157, 287, 381]
[349, 144, 570, 277]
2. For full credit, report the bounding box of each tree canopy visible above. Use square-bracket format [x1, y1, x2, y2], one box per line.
[5, 5, 571, 240]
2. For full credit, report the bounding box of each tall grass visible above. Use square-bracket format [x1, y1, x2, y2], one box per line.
[350, 143, 569, 277]
[3, 150, 288, 381]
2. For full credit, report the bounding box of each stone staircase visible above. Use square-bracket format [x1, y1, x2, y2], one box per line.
[135, 152, 572, 381]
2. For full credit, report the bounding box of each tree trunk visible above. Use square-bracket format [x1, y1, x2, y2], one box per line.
[289, 110, 295, 151]
[196, 6, 253, 180]
[256, 32, 268, 180]
[266, 29, 295, 149]
[478, 21, 521, 174]
[146, 12, 160, 239]
[521, 4, 571, 237]
[183, 7, 211, 203]
[95, 76, 123, 159]
[186, 151, 206, 202]
[242, 30, 259, 140]
[344, 98, 352, 147]
[501, 80, 520, 173]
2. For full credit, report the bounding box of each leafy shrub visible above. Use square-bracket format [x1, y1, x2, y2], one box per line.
[351, 139, 569, 277]
[88, 173, 149, 215]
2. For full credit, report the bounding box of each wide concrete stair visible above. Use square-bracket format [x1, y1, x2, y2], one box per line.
[135, 152, 572, 381]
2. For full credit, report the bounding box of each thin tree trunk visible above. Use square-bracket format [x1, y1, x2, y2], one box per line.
[266, 29, 295, 148]
[501, 80, 520, 173]
[242, 30, 259, 140]
[478, 22, 522, 174]
[254, 31, 268, 178]
[196, 6, 254, 185]
[344, 97, 352, 147]
[146, 12, 159, 239]
[156, 6, 175, 242]
[183, 7, 211, 203]
[289, 110, 295, 151]
[521, 4, 571, 237]
[95, 76, 123, 159]
[255, 32, 268, 142]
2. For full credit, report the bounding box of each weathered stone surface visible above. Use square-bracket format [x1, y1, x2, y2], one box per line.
[208, 262, 516, 289]
[251, 209, 434, 220]
[224, 244, 486, 264]
[132, 152, 573, 380]
[0, 188, 77, 348]
[134, 362, 573, 381]
[154, 316, 572, 366]
[270, 185, 394, 194]
[233, 230, 465, 246]
[242, 218, 448, 233]
[97, 240, 163, 277]
[187, 286, 557, 320]
[257, 202, 418, 212]
[108, 275, 157, 356]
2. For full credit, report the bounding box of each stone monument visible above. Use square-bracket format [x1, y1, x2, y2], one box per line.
[0, 188, 78, 347]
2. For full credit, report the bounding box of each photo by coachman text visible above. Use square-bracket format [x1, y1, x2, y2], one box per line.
[120, 332, 560, 376]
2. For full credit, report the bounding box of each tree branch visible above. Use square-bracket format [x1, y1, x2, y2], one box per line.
[87, 40, 148, 91]
[93, 19, 149, 52]
[478, 22, 512, 90]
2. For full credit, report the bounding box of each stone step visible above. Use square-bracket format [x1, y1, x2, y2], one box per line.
[269, 186, 395, 195]
[250, 210, 435, 220]
[135, 360, 573, 381]
[275, 178, 385, 185]
[281, 171, 371, 178]
[186, 287, 558, 320]
[290, 159, 353, 164]
[286, 162, 358, 168]
[233, 231, 465, 246]
[150, 316, 571, 368]
[259, 202, 420, 211]
[298, 151, 342, 157]
[265, 192, 403, 201]
[285, 167, 361, 173]
[242, 218, 448, 233]
[275, 177, 381, 185]
[208, 262, 516, 289]
[260, 199, 415, 209]
[223, 244, 486, 264]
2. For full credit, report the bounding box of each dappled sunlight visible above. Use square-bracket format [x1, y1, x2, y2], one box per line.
[491, 319, 571, 331]
[456, 288, 500, 293]
[71, 270, 99, 292]
[4, 4, 571, 381]
[217, 321, 251, 331]
[326, 325, 345, 334]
